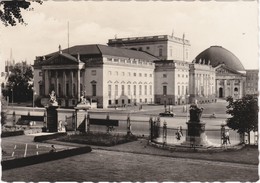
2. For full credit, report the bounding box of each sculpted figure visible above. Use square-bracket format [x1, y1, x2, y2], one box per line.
[189, 100, 204, 122]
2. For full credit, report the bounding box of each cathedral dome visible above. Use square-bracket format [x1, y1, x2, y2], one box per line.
[194, 46, 245, 71]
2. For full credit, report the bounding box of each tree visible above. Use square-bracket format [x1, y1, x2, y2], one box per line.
[1, 97, 8, 126]
[6, 61, 33, 103]
[0, 0, 42, 26]
[226, 95, 258, 144]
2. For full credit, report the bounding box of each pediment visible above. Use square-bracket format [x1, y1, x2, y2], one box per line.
[42, 53, 79, 66]
[215, 64, 243, 76]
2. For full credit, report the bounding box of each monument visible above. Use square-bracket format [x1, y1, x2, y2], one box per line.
[183, 101, 210, 146]
[74, 92, 91, 132]
[46, 90, 59, 132]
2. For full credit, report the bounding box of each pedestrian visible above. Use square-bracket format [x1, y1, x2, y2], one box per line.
[49, 145, 56, 153]
[225, 129, 231, 144]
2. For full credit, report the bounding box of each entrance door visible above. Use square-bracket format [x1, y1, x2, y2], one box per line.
[219, 87, 223, 98]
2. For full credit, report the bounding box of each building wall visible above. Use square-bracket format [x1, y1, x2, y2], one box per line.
[108, 35, 190, 61]
[154, 60, 189, 105]
[101, 57, 154, 108]
[245, 69, 259, 95]
[189, 63, 216, 104]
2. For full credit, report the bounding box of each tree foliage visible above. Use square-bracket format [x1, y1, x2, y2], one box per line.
[6, 61, 33, 103]
[0, 0, 42, 26]
[226, 95, 258, 143]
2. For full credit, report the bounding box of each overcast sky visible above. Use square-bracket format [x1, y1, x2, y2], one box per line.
[0, 1, 258, 73]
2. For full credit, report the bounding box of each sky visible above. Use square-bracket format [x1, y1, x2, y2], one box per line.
[0, 1, 259, 73]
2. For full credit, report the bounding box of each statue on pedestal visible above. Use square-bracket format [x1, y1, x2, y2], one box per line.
[189, 100, 204, 123]
[49, 90, 58, 106]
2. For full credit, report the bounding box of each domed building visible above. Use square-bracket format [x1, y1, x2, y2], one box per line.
[194, 46, 246, 99]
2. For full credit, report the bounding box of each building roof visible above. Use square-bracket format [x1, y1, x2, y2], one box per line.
[45, 44, 159, 62]
[41, 52, 79, 65]
[194, 46, 245, 71]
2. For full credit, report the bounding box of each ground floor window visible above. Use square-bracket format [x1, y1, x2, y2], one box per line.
[115, 100, 118, 105]
[145, 98, 147, 103]
[128, 99, 131, 104]
[108, 100, 112, 105]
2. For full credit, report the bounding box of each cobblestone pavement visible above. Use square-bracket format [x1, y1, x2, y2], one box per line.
[1, 134, 258, 182]
[2, 148, 258, 182]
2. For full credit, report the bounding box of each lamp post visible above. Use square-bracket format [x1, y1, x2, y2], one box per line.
[186, 94, 189, 122]
[32, 88, 37, 112]
[11, 88, 13, 107]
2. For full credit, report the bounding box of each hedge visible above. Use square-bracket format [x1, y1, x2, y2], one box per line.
[1, 130, 24, 138]
[2, 146, 92, 170]
[34, 133, 67, 142]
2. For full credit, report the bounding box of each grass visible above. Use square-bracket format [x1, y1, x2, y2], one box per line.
[57, 132, 138, 146]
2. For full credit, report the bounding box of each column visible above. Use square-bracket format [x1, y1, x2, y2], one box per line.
[77, 69, 81, 102]
[55, 71, 58, 96]
[71, 71, 74, 97]
[63, 71, 67, 96]
[56, 71, 59, 97]
[42, 70, 45, 95]
[224, 79, 227, 97]
[45, 70, 49, 95]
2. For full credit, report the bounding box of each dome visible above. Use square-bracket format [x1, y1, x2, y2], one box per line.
[194, 46, 245, 71]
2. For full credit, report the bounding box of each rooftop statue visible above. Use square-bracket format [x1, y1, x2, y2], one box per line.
[189, 100, 204, 122]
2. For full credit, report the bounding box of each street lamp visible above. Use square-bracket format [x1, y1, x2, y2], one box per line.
[11, 88, 13, 107]
[32, 88, 37, 112]
[186, 94, 190, 122]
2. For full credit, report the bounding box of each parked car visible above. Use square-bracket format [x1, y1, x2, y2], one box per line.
[159, 111, 175, 117]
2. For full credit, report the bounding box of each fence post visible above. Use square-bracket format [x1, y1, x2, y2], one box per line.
[87, 113, 90, 133]
[149, 116, 153, 141]
[163, 120, 167, 146]
[12, 111, 16, 126]
[127, 114, 131, 135]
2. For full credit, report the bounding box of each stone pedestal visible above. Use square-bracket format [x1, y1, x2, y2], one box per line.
[75, 104, 90, 132]
[46, 106, 59, 132]
[182, 121, 209, 146]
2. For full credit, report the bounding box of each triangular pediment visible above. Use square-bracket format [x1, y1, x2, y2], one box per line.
[215, 64, 244, 76]
[42, 53, 79, 66]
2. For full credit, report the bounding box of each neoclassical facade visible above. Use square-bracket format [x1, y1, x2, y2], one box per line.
[33, 45, 156, 108]
[154, 60, 190, 105]
[195, 46, 247, 99]
[245, 69, 259, 95]
[108, 35, 191, 61]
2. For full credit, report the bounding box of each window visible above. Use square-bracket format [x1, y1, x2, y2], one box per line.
[140, 99, 142, 103]
[163, 74, 167, 78]
[128, 72, 131, 76]
[159, 48, 163, 57]
[108, 100, 112, 105]
[92, 84, 96, 96]
[108, 85, 111, 97]
[115, 71, 118, 76]
[122, 85, 125, 95]
[128, 85, 131, 95]
[115, 100, 118, 105]
[163, 86, 167, 95]
[170, 48, 172, 57]
[178, 85, 180, 95]
[144, 85, 147, 95]
[150, 85, 152, 95]
[114, 58, 119, 62]
[91, 70, 96, 76]
[66, 83, 69, 96]
[139, 85, 142, 95]
[150, 74, 152, 77]
[144, 73, 147, 77]
[122, 72, 125, 76]
[134, 73, 136, 76]
[73, 84, 76, 96]
[115, 85, 118, 96]
[139, 73, 142, 77]
[107, 58, 112, 61]
[182, 86, 184, 95]
[108, 71, 112, 75]
[178, 74, 180, 77]
[128, 99, 131, 104]
[134, 85, 136, 96]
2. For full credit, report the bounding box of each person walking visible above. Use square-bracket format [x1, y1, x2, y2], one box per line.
[225, 129, 231, 144]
